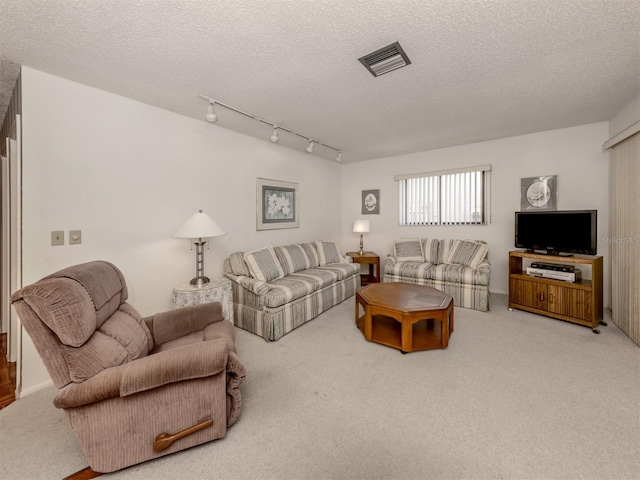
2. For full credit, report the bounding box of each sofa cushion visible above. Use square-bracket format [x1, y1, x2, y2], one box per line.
[316, 262, 360, 280]
[274, 244, 314, 275]
[290, 268, 339, 289]
[228, 252, 251, 277]
[300, 243, 320, 267]
[384, 261, 437, 281]
[432, 264, 490, 286]
[316, 241, 342, 265]
[262, 277, 316, 308]
[422, 238, 440, 264]
[444, 240, 489, 269]
[244, 246, 285, 282]
[393, 238, 424, 261]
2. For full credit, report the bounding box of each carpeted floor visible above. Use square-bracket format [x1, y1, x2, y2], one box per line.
[1, 293, 639, 480]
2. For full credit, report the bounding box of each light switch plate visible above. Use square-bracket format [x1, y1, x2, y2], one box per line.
[69, 230, 82, 245]
[51, 231, 64, 246]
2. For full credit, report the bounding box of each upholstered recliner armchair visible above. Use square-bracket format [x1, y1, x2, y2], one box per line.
[11, 261, 245, 478]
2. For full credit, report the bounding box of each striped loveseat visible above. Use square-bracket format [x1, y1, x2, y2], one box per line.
[223, 241, 360, 341]
[384, 238, 491, 312]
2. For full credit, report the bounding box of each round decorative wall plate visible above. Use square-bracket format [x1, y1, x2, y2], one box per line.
[520, 175, 557, 210]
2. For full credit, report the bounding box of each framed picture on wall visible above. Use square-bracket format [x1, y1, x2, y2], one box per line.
[520, 175, 558, 210]
[257, 178, 299, 230]
[362, 189, 380, 214]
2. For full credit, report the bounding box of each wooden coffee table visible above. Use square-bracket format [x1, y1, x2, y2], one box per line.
[355, 282, 454, 353]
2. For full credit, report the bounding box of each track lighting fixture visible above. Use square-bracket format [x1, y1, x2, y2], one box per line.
[270, 126, 279, 143]
[197, 93, 342, 160]
[306, 140, 315, 153]
[205, 102, 217, 123]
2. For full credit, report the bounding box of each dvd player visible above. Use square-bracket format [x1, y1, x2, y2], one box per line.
[530, 262, 576, 273]
[526, 266, 582, 282]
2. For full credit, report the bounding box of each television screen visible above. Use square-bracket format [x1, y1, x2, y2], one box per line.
[515, 210, 597, 255]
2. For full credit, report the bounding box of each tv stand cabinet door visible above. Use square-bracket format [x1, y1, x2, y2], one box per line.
[510, 277, 547, 310]
[547, 285, 592, 322]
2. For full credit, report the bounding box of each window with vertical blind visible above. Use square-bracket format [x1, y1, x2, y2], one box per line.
[395, 165, 491, 226]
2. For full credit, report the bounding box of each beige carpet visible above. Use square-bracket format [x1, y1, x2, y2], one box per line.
[1, 294, 639, 480]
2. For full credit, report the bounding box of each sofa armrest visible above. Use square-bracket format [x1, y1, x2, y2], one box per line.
[223, 272, 269, 295]
[144, 302, 225, 346]
[477, 259, 491, 273]
[54, 339, 229, 409]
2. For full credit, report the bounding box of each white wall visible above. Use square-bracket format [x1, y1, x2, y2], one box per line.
[340, 123, 611, 301]
[19, 67, 343, 393]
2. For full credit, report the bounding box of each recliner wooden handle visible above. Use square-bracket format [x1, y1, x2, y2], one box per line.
[153, 418, 214, 452]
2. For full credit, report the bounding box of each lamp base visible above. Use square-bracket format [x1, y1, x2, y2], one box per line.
[190, 276, 210, 286]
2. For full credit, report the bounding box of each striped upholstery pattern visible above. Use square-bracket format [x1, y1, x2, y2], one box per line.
[393, 237, 424, 261]
[316, 241, 342, 265]
[228, 252, 251, 277]
[444, 240, 489, 269]
[263, 276, 316, 308]
[274, 244, 314, 275]
[225, 243, 360, 341]
[300, 243, 320, 267]
[230, 274, 360, 341]
[317, 262, 360, 280]
[422, 238, 440, 264]
[384, 238, 491, 312]
[244, 246, 285, 282]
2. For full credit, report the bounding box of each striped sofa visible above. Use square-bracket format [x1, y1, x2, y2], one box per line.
[384, 238, 491, 312]
[223, 241, 360, 341]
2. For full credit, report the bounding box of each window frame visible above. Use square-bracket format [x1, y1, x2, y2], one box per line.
[395, 164, 492, 226]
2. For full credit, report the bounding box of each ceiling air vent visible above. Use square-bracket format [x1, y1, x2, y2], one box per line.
[358, 41, 411, 77]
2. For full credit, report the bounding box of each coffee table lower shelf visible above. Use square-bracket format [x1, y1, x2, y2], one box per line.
[356, 314, 450, 352]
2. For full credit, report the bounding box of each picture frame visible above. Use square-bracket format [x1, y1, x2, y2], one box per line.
[257, 178, 299, 230]
[361, 189, 380, 214]
[520, 175, 557, 210]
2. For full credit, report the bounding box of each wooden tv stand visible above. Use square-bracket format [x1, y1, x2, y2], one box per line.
[508, 250, 604, 333]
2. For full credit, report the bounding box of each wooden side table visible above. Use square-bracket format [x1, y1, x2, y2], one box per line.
[346, 252, 380, 286]
[170, 278, 234, 323]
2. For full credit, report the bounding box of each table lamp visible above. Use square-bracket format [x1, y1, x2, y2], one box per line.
[173, 210, 227, 285]
[353, 219, 370, 255]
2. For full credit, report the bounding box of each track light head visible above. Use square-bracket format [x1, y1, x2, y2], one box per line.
[306, 140, 315, 153]
[205, 102, 217, 123]
[270, 126, 279, 143]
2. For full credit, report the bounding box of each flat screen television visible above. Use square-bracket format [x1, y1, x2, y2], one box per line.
[514, 210, 597, 256]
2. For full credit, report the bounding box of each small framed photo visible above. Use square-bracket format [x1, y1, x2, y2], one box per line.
[520, 175, 557, 210]
[362, 189, 380, 214]
[257, 178, 299, 230]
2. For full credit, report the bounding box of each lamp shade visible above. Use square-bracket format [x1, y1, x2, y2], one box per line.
[353, 219, 370, 234]
[173, 210, 226, 239]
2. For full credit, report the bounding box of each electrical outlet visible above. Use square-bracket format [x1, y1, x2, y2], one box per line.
[69, 230, 82, 245]
[51, 231, 64, 246]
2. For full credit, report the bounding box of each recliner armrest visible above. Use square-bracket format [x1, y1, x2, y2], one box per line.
[145, 302, 225, 345]
[54, 339, 229, 409]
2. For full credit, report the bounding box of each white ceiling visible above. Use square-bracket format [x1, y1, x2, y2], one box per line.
[1, 0, 638, 163]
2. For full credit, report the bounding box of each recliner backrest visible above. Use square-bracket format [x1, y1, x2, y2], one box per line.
[11, 261, 153, 388]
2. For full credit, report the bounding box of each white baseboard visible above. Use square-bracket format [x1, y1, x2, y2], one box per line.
[18, 379, 53, 398]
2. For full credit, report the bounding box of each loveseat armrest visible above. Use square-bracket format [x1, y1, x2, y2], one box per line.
[54, 339, 229, 409]
[223, 272, 270, 295]
[144, 302, 224, 345]
[477, 259, 491, 273]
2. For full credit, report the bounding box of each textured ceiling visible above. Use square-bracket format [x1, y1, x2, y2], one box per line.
[1, 0, 639, 163]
